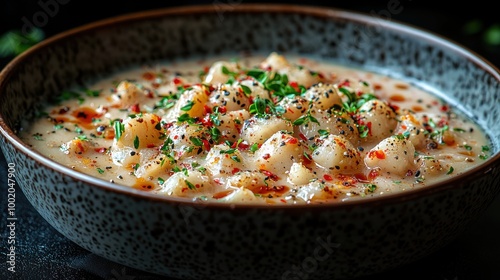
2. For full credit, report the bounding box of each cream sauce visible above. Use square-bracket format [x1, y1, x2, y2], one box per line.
[20, 53, 492, 205]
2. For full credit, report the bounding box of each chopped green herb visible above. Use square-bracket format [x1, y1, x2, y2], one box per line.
[231, 155, 241, 162]
[97, 168, 105, 174]
[240, 84, 252, 95]
[250, 143, 259, 153]
[190, 136, 203, 147]
[365, 184, 377, 193]
[185, 180, 196, 190]
[134, 135, 140, 149]
[447, 166, 454, 175]
[113, 120, 124, 140]
[180, 100, 195, 111]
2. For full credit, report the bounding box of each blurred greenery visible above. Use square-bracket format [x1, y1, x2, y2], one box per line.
[0, 28, 44, 58]
[463, 19, 500, 47]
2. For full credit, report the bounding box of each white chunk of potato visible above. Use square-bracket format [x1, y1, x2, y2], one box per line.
[236, 79, 271, 100]
[226, 171, 268, 191]
[134, 149, 172, 179]
[110, 145, 140, 167]
[416, 156, 446, 177]
[241, 115, 293, 145]
[357, 99, 397, 142]
[204, 61, 240, 85]
[158, 170, 212, 197]
[112, 81, 147, 108]
[260, 52, 290, 71]
[60, 138, 94, 155]
[260, 52, 321, 87]
[364, 137, 416, 176]
[303, 83, 342, 110]
[395, 113, 427, 149]
[288, 162, 315, 185]
[312, 135, 362, 174]
[115, 113, 163, 149]
[205, 144, 245, 178]
[216, 109, 250, 142]
[255, 131, 304, 174]
[296, 180, 340, 202]
[218, 188, 261, 203]
[278, 96, 309, 121]
[164, 85, 210, 122]
[297, 109, 359, 144]
[166, 123, 208, 159]
[282, 66, 322, 88]
[336, 78, 374, 97]
[208, 84, 250, 112]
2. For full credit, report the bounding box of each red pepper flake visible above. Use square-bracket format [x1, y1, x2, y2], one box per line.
[200, 116, 213, 127]
[338, 80, 350, 87]
[299, 133, 308, 142]
[440, 105, 449, 112]
[366, 122, 372, 136]
[203, 104, 212, 115]
[389, 103, 399, 112]
[147, 143, 156, 148]
[142, 72, 155, 81]
[280, 199, 287, 204]
[368, 169, 379, 180]
[289, 81, 299, 91]
[172, 77, 182, 85]
[218, 106, 227, 114]
[237, 142, 249, 150]
[354, 173, 369, 183]
[94, 147, 107, 153]
[213, 190, 234, 199]
[286, 137, 298, 145]
[262, 153, 271, 160]
[302, 153, 312, 165]
[129, 104, 140, 113]
[323, 174, 333, 181]
[368, 150, 386, 159]
[214, 178, 222, 185]
[202, 139, 211, 151]
[260, 170, 279, 180]
[231, 168, 240, 174]
[437, 118, 449, 127]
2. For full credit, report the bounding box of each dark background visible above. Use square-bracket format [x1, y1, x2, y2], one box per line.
[1, 1, 500, 280]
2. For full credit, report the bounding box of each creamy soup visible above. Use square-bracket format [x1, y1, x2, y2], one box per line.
[21, 53, 492, 204]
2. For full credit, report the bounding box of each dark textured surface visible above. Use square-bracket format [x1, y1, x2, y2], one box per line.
[1, 1, 500, 280]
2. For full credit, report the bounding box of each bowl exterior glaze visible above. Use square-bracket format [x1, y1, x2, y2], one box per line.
[1, 5, 500, 280]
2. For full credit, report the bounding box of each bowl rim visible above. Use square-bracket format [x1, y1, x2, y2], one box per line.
[1, 3, 499, 210]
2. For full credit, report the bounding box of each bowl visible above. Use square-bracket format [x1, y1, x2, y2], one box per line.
[1, 4, 500, 280]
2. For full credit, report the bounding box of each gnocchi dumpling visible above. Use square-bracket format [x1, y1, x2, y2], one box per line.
[364, 136, 416, 176]
[312, 134, 362, 173]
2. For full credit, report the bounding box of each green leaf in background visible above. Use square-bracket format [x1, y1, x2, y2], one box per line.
[483, 24, 500, 46]
[462, 19, 483, 35]
[0, 28, 45, 57]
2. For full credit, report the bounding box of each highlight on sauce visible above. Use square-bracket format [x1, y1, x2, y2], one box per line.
[21, 52, 492, 204]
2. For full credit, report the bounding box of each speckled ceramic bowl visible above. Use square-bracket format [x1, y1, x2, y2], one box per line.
[1, 4, 499, 280]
